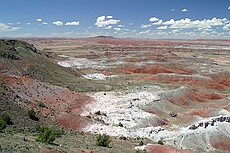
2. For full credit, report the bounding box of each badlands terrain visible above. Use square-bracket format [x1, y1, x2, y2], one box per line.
[0, 37, 230, 153]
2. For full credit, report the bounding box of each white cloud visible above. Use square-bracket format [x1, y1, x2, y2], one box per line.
[181, 9, 188, 12]
[42, 22, 48, 25]
[149, 17, 159, 22]
[228, 6, 230, 10]
[97, 16, 106, 21]
[118, 25, 124, 28]
[26, 23, 31, 25]
[171, 9, 175, 11]
[162, 17, 226, 29]
[223, 24, 230, 30]
[107, 16, 113, 19]
[114, 27, 121, 31]
[123, 28, 130, 31]
[7, 23, 13, 25]
[163, 19, 175, 25]
[95, 15, 120, 28]
[105, 25, 112, 29]
[139, 30, 151, 35]
[141, 24, 152, 28]
[157, 26, 168, 30]
[37, 18, 42, 22]
[53, 21, 63, 26]
[65, 21, 80, 26]
[0, 23, 21, 32]
[152, 20, 163, 25]
[172, 29, 180, 33]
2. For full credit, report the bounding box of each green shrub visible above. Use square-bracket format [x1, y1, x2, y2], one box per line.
[96, 134, 111, 147]
[27, 109, 37, 120]
[139, 140, 144, 146]
[5, 127, 14, 134]
[37, 101, 45, 107]
[157, 139, 164, 145]
[35, 125, 42, 132]
[0, 119, 7, 131]
[37, 127, 61, 144]
[0, 113, 12, 125]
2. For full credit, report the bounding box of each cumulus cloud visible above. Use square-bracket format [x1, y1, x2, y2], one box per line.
[157, 26, 168, 30]
[65, 21, 80, 26]
[172, 29, 180, 33]
[149, 17, 159, 22]
[181, 8, 188, 12]
[114, 27, 121, 31]
[0, 23, 21, 32]
[37, 18, 42, 22]
[26, 23, 31, 25]
[152, 20, 163, 25]
[107, 16, 113, 19]
[223, 24, 230, 30]
[53, 21, 63, 26]
[95, 15, 120, 28]
[123, 28, 130, 31]
[42, 22, 48, 25]
[162, 18, 226, 29]
[139, 30, 151, 35]
[141, 24, 152, 28]
[105, 25, 112, 29]
[228, 6, 230, 10]
[118, 25, 124, 28]
[163, 19, 175, 25]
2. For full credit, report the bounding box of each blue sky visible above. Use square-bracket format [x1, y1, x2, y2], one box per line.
[0, 0, 230, 39]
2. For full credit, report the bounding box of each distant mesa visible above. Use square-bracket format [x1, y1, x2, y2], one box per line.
[94, 35, 115, 39]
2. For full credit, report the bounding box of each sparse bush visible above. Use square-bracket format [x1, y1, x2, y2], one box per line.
[119, 136, 127, 140]
[157, 139, 164, 145]
[0, 119, 7, 131]
[139, 140, 144, 146]
[0, 113, 12, 125]
[96, 134, 111, 147]
[27, 109, 37, 120]
[37, 101, 45, 107]
[5, 127, 14, 134]
[37, 127, 61, 144]
[35, 125, 42, 132]
[118, 122, 123, 127]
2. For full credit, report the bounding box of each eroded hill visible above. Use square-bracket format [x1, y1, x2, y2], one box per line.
[1, 38, 230, 153]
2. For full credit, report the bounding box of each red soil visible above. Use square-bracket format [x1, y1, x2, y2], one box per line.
[210, 72, 230, 87]
[42, 148, 60, 153]
[114, 64, 193, 75]
[1, 75, 93, 130]
[58, 113, 90, 131]
[163, 87, 222, 107]
[188, 109, 210, 118]
[79, 150, 93, 153]
[145, 74, 226, 90]
[210, 134, 230, 151]
[145, 144, 195, 153]
[224, 105, 230, 111]
[124, 57, 167, 63]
